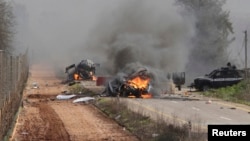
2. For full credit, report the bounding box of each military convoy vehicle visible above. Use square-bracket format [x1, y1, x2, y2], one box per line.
[191, 63, 244, 91]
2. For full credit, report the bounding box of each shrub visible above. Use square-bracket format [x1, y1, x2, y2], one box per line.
[203, 80, 250, 105]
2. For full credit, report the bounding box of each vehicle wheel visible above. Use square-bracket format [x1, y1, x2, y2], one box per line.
[202, 85, 210, 91]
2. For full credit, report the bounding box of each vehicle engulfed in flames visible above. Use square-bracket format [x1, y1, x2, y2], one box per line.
[101, 67, 152, 98]
[65, 59, 98, 83]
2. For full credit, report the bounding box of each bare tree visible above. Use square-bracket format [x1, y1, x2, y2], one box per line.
[0, 0, 13, 52]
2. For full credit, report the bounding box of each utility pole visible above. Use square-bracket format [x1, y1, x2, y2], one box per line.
[244, 30, 248, 78]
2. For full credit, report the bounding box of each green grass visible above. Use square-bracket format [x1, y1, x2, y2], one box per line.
[203, 80, 250, 106]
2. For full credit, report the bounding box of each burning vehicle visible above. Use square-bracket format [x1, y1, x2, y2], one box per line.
[65, 59, 98, 83]
[101, 67, 152, 98]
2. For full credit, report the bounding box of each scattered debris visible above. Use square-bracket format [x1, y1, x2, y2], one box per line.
[73, 97, 95, 103]
[32, 82, 39, 89]
[56, 94, 76, 100]
[21, 132, 29, 135]
[206, 99, 212, 104]
[115, 115, 121, 120]
[152, 133, 159, 138]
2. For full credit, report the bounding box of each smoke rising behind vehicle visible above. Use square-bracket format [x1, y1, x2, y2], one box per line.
[85, 0, 195, 89]
[11, 0, 250, 84]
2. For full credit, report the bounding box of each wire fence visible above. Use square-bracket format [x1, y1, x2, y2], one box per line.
[0, 49, 29, 140]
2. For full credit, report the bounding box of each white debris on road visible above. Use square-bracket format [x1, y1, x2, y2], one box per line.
[32, 82, 39, 89]
[73, 97, 95, 103]
[206, 99, 212, 104]
[56, 94, 76, 100]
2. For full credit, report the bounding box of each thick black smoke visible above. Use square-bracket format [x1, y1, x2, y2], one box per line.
[86, 0, 195, 91]
[12, 0, 236, 90]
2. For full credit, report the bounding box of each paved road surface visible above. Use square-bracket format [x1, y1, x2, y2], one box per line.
[82, 80, 250, 133]
[84, 82, 250, 132]
[122, 93, 250, 131]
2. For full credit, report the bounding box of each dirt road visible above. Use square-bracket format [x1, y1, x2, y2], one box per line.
[10, 64, 139, 141]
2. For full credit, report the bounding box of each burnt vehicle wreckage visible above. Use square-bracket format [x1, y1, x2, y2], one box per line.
[190, 63, 245, 91]
[65, 59, 99, 84]
[101, 67, 186, 98]
[101, 67, 153, 98]
[63, 59, 185, 97]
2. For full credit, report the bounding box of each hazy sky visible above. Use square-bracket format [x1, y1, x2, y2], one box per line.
[223, 0, 250, 66]
[12, 0, 118, 64]
[10, 0, 250, 70]
[12, 0, 185, 66]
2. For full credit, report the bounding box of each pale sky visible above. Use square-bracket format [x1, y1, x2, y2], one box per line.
[10, 0, 250, 68]
[224, 0, 250, 66]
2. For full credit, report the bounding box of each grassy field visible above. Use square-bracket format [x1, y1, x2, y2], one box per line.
[203, 80, 250, 106]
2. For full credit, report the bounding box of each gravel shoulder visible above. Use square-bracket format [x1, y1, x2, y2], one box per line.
[9, 64, 139, 141]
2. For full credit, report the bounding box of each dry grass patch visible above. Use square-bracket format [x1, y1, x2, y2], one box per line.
[95, 98, 206, 141]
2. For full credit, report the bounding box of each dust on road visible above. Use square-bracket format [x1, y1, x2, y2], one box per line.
[10, 64, 139, 141]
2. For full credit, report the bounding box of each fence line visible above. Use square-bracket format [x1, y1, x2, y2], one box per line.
[0, 49, 29, 140]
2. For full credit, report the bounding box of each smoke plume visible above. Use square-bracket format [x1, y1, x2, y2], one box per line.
[86, 0, 195, 91]
[176, 0, 234, 82]
[11, 0, 239, 90]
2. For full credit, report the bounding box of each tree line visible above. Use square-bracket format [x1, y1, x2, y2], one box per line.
[0, 0, 13, 53]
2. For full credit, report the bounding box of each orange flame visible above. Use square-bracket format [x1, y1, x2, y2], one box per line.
[92, 75, 97, 81]
[89, 71, 97, 81]
[128, 76, 150, 89]
[141, 93, 152, 99]
[128, 95, 136, 98]
[74, 73, 81, 80]
[127, 76, 152, 98]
